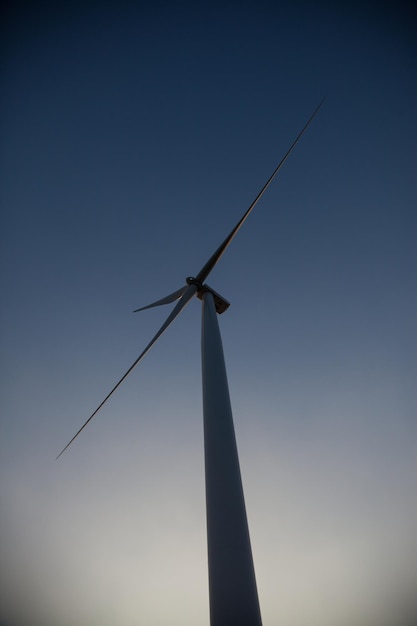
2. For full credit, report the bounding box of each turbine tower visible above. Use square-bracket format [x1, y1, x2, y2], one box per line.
[57, 99, 325, 626]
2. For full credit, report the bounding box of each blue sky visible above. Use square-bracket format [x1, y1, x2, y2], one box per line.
[1, 2, 416, 625]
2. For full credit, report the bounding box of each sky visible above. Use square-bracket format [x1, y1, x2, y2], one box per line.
[1, 1, 416, 625]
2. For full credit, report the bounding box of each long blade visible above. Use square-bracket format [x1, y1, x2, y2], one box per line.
[56, 284, 197, 459]
[133, 285, 188, 312]
[195, 97, 326, 284]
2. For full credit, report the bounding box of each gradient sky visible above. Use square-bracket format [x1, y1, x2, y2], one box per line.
[1, 2, 416, 625]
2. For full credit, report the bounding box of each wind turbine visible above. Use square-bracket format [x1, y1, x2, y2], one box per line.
[57, 99, 325, 626]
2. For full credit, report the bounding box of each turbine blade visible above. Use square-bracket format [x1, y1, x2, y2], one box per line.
[56, 284, 198, 460]
[195, 97, 326, 284]
[133, 285, 188, 312]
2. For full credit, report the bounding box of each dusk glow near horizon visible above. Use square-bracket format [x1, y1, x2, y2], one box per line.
[1, 2, 416, 625]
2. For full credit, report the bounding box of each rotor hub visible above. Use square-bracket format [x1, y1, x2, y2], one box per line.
[186, 276, 203, 290]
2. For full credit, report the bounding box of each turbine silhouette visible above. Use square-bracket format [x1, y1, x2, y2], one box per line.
[57, 98, 325, 626]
